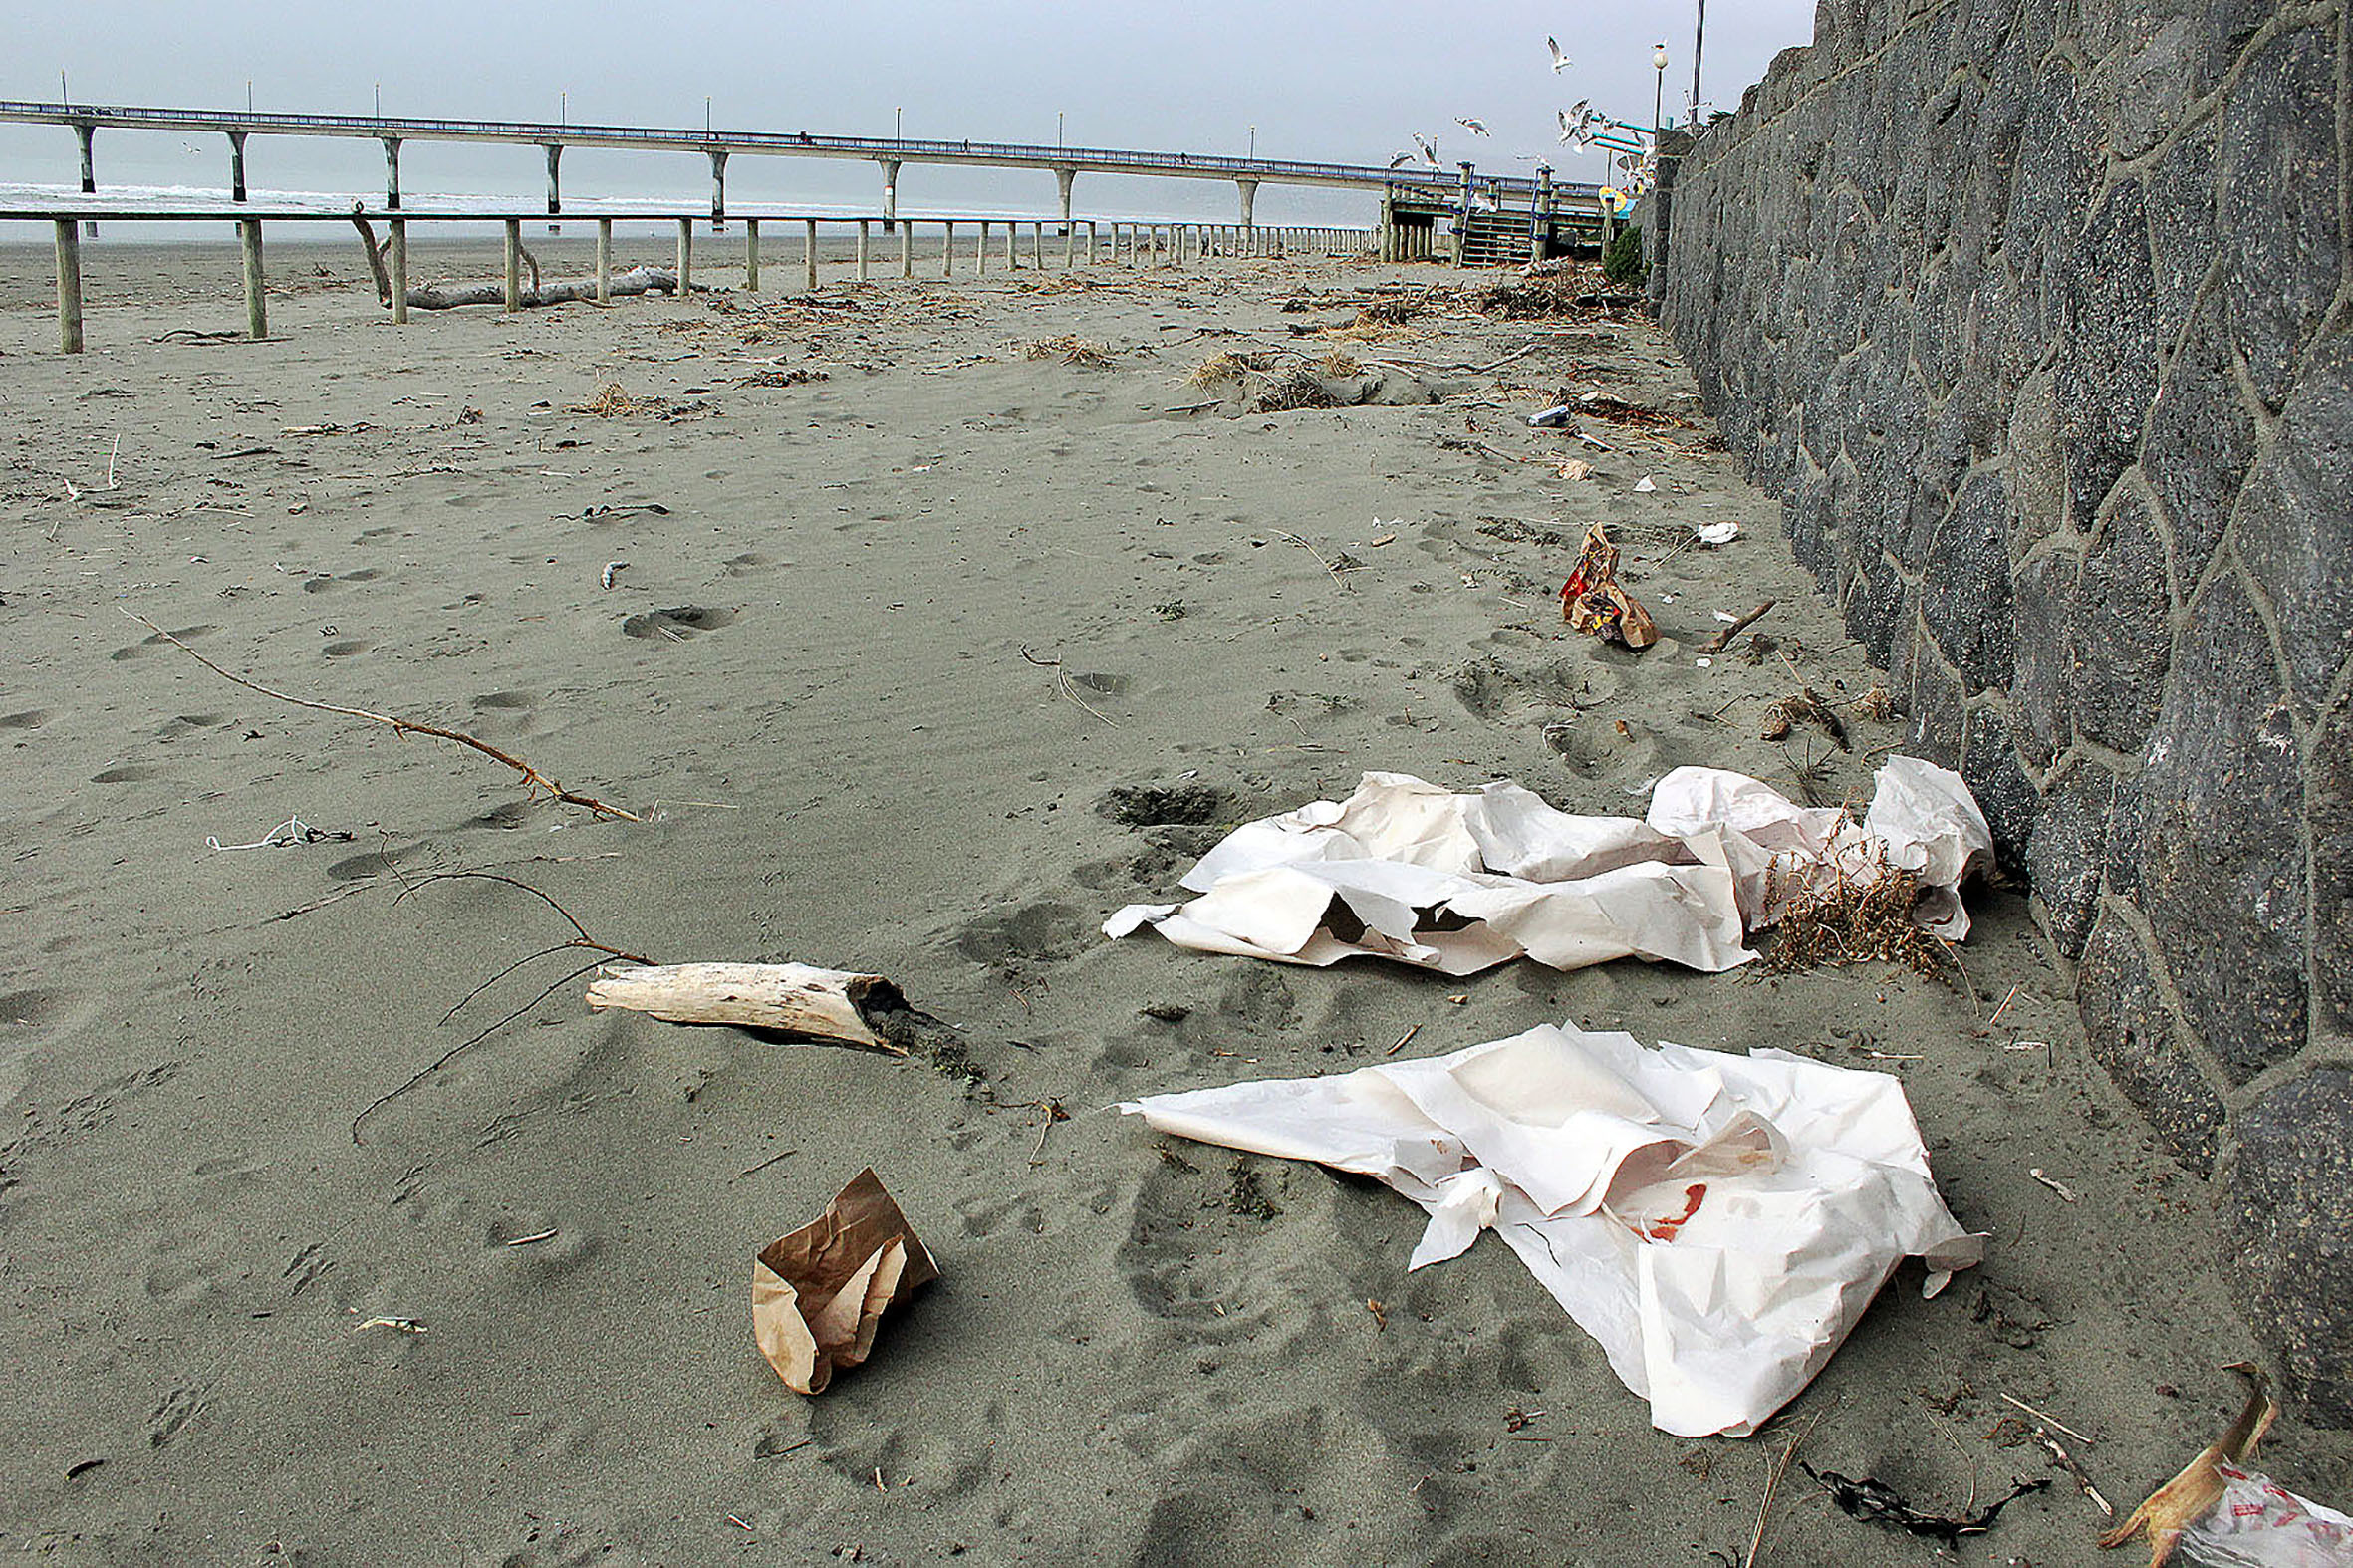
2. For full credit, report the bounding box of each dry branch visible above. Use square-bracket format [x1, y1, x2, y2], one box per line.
[125, 611, 637, 820]
[1702, 600, 1777, 654]
[588, 962, 911, 1052]
[395, 266, 683, 312]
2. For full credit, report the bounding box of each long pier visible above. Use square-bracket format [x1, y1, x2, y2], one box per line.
[0, 101, 1594, 227]
[10, 201, 1378, 353]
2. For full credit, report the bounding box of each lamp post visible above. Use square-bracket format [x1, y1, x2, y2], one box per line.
[1653, 42, 1668, 142]
[1692, 0, 1706, 126]
[895, 105, 903, 141]
[1058, 110, 1064, 146]
[560, 90, 567, 128]
[1248, 124, 1256, 158]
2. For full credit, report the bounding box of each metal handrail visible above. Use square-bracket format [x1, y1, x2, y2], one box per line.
[0, 100, 1599, 200]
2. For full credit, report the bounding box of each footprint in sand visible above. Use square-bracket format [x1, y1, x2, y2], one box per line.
[622, 606, 735, 641]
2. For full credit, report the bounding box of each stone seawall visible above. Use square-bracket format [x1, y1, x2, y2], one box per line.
[1660, 0, 2350, 1418]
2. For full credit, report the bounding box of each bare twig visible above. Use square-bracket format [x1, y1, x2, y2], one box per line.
[1996, 1393, 2094, 1445]
[1272, 529, 1355, 589]
[1018, 646, 1120, 727]
[126, 611, 638, 820]
[1701, 600, 1776, 654]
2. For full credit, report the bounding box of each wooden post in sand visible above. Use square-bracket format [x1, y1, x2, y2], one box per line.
[1031, 222, 1043, 268]
[596, 219, 612, 303]
[1004, 221, 1016, 270]
[942, 221, 953, 276]
[389, 218, 408, 325]
[240, 219, 268, 339]
[745, 218, 760, 291]
[975, 220, 988, 274]
[502, 219, 522, 310]
[900, 221, 913, 278]
[857, 219, 870, 283]
[676, 218, 693, 297]
[803, 218, 818, 291]
[53, 218, 83, 354]
[1063, 220, 1074, 268]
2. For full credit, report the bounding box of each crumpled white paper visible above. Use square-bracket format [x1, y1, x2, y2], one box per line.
[1121, 1021, 1985, 1437]
[1106, 758, 1993, 974]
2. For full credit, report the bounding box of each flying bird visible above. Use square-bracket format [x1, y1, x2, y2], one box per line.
[1454, 117, 1490, 136]
[1547, 36, 1572, 72]
[1413, 131, 1440, 167]
[1389, 151, 1414, 168]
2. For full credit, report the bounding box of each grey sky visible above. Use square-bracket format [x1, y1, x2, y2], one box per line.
[3, 2, 1814, 222]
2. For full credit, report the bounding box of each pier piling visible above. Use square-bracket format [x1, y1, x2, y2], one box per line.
[803, 217, 817, 291]
[227, 131, 248, 202]
[381, 137, 401, 208]
[240, 218, 267, 339]
[53, 218, 82, 354]
[596, 218, 612, 303]
[744, 218, 760, 290]
[390, 217, 407, 323]
[676, 218, 692, 297]
[503, 219, 521, 309]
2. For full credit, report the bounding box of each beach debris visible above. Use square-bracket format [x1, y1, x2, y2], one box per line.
[205, 814, 354, 853]
[1555, 457, 1593, 481]
[1695, 521, 1741, 545]
[588, 962, 914, 1052]
[1273, 528, 1359, 589]
[352, 1314, 427, 1335]
[576, 383, 640, 417]
[1019, 646, 1122, 726]
[1701, 599, 1776, 653]
[1121, 1019, 1984, 1437]
[1528, 404, 1575, 428]
[736, 367, 829, 388]
[1801, 1463, 2047, 1544]
[1634, 475, 1658, 492]
[2095, 1364, 2341, 1567]
[1560, 523, 1660, 649]
[126, 611, 638, 822]
[601, 560, 628, 590]
[1760, 687, 1849, 751]
[2028, 1167, 2079, 1202]
[753, 1169, 938, 1396]
[1106, 758, 1992, 977]
[1021, 335, 1114, 368]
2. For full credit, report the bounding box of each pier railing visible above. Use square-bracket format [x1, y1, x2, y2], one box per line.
[7, 203, 1378, 353]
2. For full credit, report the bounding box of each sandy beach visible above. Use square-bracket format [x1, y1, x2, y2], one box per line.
[3, 235, 2345, 1565]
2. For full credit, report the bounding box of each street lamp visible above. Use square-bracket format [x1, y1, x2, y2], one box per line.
[1652, 42, 1669, 141]
[1691, 1, 1706, 127]
[705, 96, 712, 135]
[1248, 123, 1256, 158]
[1058, 110, 1064, 146]
[561, 90, 567, 128]
[895, 105, 903, 141]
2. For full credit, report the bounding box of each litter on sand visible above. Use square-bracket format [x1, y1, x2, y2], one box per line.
[2101, 1363, 2353, 1567]
[1120, 1019, 1985, 1437]
[753, 1169, 938, 1395]
[1560, 522, 1660, 649]
[1694, 521, 1741, 545]
[1105, 757, 1992, 977]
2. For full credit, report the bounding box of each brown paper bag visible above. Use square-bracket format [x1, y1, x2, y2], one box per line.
[753, 1169, 938, 1394]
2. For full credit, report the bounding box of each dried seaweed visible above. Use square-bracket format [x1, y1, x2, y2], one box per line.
[1761, 688, 1850, 751]
[1801, 1463, 2047, 1544]
[1184, 350, 1274, 388]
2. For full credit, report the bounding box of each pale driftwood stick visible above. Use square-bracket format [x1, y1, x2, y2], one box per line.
[518, 242, 542, 294]
[1702, 599, 1777, 655]
[124, 610, 638, 820]
[350, 214, 392, 307]
[588, 962, 909, 1053]
[398, 265, 682, 312]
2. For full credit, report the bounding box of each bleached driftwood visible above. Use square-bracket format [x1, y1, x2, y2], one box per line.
[587, 962, 907, 1049]
[403, 266, 681, 312]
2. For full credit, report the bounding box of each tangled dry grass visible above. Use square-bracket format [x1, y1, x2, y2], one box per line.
[1762, 841, 1958, 984]
[1251, 365, 1340, 412]
[1314, 350, 1363, 378]
[1183, 350, 1274, 388]
[575, 383, 638, 417]
[1023, 335, 1115, 368]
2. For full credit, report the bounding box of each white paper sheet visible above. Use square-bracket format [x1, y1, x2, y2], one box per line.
[1107, 760, 1993, 973]
[1121, 1022, 1984, 1437]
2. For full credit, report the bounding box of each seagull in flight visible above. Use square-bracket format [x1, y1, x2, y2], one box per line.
[1454, 117, 1490, 137]
[1389, 150, 1414, 168]
[1547, 37, 1572, 72]
[1413, 131, 1440, 167]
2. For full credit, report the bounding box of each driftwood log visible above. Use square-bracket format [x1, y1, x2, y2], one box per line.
[348, 214, 681, 312]
[587, 962, 908, 1050]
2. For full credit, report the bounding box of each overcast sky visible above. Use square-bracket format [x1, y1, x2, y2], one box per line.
[2, 2, 1815, 223]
